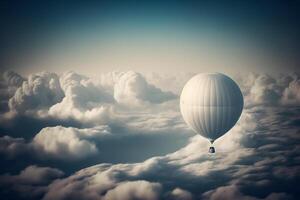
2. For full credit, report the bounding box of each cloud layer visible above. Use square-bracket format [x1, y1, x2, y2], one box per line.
[0, 70, 299, 199]
[41, 106, 299, 200]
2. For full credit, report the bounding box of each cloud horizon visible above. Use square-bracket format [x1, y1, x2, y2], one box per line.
[0, 70, 299, 199]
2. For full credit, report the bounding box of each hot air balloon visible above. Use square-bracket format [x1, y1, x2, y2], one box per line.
[180, 73, 243, 153]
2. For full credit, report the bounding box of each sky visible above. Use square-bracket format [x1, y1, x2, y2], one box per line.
[0, 1, 300, 200]
[1, 0, 300, 75]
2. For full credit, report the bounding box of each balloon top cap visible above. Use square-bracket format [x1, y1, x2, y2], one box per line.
[196, 72, 225, 77]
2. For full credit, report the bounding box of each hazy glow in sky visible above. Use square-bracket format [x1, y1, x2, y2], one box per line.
[29, 27, 266, 75]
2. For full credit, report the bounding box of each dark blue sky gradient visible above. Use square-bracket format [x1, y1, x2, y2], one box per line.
[1, 0, 300, 72]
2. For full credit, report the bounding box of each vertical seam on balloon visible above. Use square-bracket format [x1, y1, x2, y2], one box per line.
[214, 76, 219, 139]
[220, 77, 226, 134]
[195, 76, 202, 134]
[224, 78, 231, 133]
[209, 77, 213, 139]
[218, 76, 223, 139]
[230, 81, 237, 131]
[197, 77, 205, 137]
[202, 76, 210, 138]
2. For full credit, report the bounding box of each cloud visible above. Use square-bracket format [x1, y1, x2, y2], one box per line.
[48, 71, 176, 124]
[41, 105, 300, 200]
[40, 111, 252, 199]
[202, 185, 291, 200]
[0, 71, 25, 113]
[0, 165, 64, 199]
[33, 125, 110, 160]
[202, 185, 257, 200]
[1, 71, 300, 199]
[104, 181, 162, 200]
[8, 72, 64, 114]
[30, 111, 190, 161]
[281, 79, 300, 106]
[248, 74, 281, 105]
[0, 136, 30, 157]
[169, 188, 194, 200]
[145, 71, 196, 94]
[48, 71, 114, 123]
[0, 106, 191, 165]
[4, 165, 64, 185]
[98, 71, 124, 91]
[237, 73, 300, 107]
[3, 71, 25, 87]
[114, 71, 177, 107]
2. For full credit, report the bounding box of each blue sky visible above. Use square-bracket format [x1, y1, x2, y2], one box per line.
[1, 0, 300, 75]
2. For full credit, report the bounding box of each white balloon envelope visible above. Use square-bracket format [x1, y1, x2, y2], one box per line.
[180, 73, 244, 153]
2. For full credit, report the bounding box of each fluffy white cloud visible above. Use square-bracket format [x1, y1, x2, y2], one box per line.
[33, 125, 110, 160]
[46, 71, 178, 124]
[16, 165, 64, 184]
[237, 73, 300, 107]
[104, 181, 162, 200]
[281, 79, 300, 105]
[114, 71, 177, 107]
[0, 71, 25, 113]
[169, 188, 194, 200]
[248, 74, 281, 106]
[97, 71, 124, 91]
[8, 72, 64, 113]
[48, 71, 114, 123]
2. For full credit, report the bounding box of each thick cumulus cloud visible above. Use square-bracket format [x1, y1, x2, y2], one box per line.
[49, 71, 178, 117]
[1, 70, 176, 125]
[2, 71, 25, 87]
[281, 78, 300, 105]
[114, 71, 177, 107]
[48, 71, 114, 123]
[0, 71, 25, 113]
[33, 125, 110, 160]
[237, 73, 300, 107]
[0, 71, 300, 200]
[8, 72, 64, 114]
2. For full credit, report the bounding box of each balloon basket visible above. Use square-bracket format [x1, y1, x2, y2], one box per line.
[209, 146, 215, 153]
